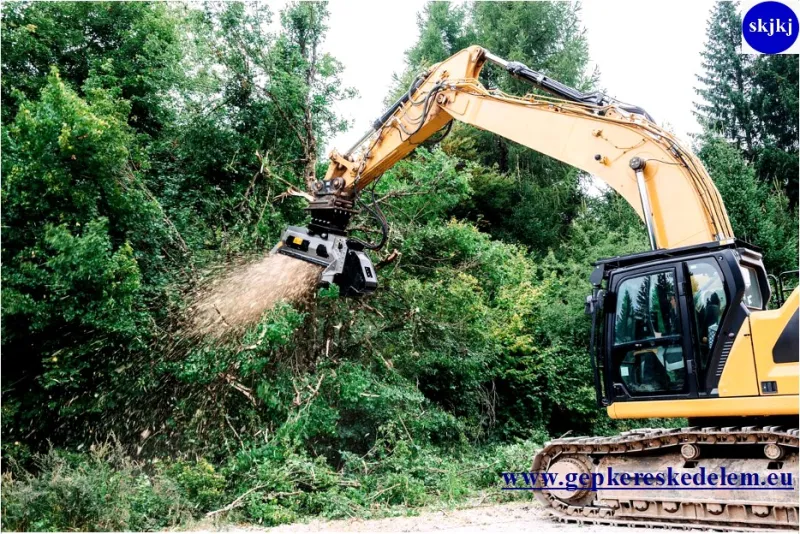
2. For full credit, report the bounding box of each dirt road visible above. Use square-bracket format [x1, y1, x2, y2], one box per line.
[223, 501, 657, 534]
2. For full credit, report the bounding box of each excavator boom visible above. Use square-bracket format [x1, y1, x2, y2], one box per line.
[275, 46, 736, 295]
[315, 46, 732, 249]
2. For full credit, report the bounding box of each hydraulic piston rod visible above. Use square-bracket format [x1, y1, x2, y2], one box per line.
[631, 157, 658, 250]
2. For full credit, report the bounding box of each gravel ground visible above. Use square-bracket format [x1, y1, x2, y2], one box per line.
[210, 501, 658, 534]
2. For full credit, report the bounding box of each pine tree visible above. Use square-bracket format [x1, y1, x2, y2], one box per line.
[406, 2, 471, 67]
[694, 1, 756, 155]
[694, 1, 799, 208]
[697, 136, 798, 272]
[615, 289, 636, 343]
[751, 55, 799, 205]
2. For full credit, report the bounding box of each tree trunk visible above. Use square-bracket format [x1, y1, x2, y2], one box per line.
[303, 104, 317, 191]
[300, 7, 320, 192]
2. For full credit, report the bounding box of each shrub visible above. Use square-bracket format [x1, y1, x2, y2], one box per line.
[1, 443, 195, 531]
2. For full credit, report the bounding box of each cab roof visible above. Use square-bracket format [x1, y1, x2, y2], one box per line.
[593, 239, 761, 270]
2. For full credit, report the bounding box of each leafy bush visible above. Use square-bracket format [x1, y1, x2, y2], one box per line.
[1, 444, 195, 531]
[2, 70, 168, 446]
[167, 459, 227, 511]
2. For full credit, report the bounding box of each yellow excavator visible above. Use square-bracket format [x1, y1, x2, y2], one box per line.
[274, 46, 799, 530]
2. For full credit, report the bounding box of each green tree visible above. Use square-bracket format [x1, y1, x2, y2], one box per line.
[1, 72, 169, 443]
[472, 1, 590, 89]
[615, 290, 635, 343]
[694, 2, 799, 205]
[750, 55, 799, 204]
[694, 1, 755, 154]
[697, 136, 798, 273]
[1, 2, 184, 135]
[396, 1, 592, 252]
[275, 2, 355, 188]
[148, 1, 353, 255]
[407, 2, 472, 68]
[385, 3, 472, 106]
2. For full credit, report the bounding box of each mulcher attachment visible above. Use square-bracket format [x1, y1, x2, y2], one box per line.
[272, 225, 377, 297]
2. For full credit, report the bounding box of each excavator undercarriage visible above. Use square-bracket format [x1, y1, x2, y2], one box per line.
[533, 426, 798, 531]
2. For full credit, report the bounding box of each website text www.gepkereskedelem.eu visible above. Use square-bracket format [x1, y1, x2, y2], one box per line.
[501, 467, 794, 492]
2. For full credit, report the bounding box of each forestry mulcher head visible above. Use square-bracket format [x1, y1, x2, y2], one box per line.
[273, 171, 387, 297]
[272, 226, 377, 297]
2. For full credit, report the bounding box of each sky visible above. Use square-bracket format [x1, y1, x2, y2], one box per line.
[320, 0, 717, 154]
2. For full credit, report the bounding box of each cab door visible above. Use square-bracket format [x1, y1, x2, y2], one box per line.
[605, 264, 699, 401]
[683, 257, 733, 395]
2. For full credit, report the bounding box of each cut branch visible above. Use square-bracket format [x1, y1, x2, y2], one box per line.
[206, 486, 302, 517]
[219, 373, 257, 406]
[377, 249, 400, 269]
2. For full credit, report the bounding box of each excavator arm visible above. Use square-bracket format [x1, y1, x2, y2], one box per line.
[276, 46, 734, 294]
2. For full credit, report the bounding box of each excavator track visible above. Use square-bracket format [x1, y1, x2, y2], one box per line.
[532, 426, 799, 531]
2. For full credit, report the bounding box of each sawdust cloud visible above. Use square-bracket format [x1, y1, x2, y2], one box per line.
[187, 253, 321, 340]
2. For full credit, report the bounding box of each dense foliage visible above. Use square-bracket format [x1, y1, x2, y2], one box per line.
[693, 0, 798, 271]
[2, 1, 797, 530]
[695, 0, 799, 206]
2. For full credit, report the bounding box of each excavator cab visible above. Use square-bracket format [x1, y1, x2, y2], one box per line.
[586, 240, 774, 409]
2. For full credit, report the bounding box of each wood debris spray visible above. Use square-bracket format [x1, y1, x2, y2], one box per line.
[187, 254, 321, 339]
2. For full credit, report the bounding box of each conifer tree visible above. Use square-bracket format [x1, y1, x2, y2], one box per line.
[694, 1, 756, 155]
[751, 55, 799, 205]
[694, 2, 799, 205]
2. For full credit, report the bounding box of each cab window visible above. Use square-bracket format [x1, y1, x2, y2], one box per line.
[687, 259, 727, 376]
[740, 266, 763, 309]
[613, 271, 687, 395]
[614, 272, 681, 344]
